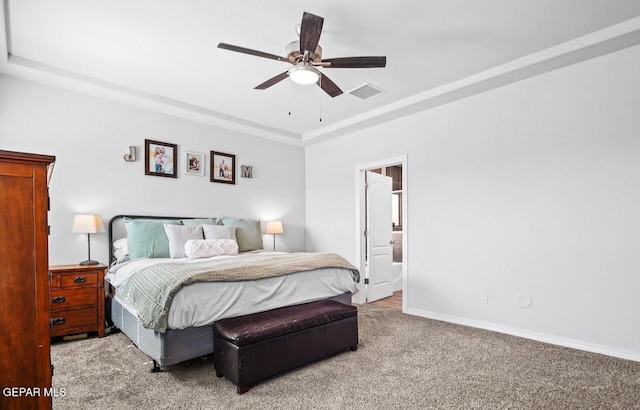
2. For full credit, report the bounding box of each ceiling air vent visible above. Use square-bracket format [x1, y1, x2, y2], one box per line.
[348, 83, 386, 101]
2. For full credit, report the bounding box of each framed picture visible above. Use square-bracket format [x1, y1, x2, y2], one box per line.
[210, 151, 236, 184]
[185, 151, 205, 176]
[145, 139, 177, 178]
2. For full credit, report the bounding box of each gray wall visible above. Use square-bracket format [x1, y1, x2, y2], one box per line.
[0, 75, 306, 265]
[305, 44, 640, 360]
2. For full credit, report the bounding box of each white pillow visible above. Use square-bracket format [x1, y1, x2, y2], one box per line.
[184, 239, 239, 258]
[163, 224, 204, 258]
[113, 238, 128, 263]
[202, 224, 237, 241]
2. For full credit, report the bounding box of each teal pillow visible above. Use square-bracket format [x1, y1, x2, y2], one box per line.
[219, 216, 263, 252]
[180, 218, 217, 226]
[124, 218, 181, 258]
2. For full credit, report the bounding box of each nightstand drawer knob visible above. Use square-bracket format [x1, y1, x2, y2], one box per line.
[51, 317, 66, 325]
[73, 276, 86, 283]
[51, 296, 66, 303]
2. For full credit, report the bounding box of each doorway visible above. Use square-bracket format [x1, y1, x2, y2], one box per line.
[355, 155, 407, 312]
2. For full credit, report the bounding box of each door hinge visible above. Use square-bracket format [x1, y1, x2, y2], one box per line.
[363, 230, 368, 237]
[364, 182, 369, 189]
[48, 271, 52, 283]
[364, 278, 369, 285]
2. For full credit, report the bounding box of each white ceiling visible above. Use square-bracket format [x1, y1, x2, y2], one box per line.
[2, 1, 640, 145]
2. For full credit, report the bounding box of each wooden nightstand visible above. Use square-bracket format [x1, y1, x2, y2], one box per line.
[49, 264, 107, 338]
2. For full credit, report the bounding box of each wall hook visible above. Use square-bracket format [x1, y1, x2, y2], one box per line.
[124, 146, 136, 162]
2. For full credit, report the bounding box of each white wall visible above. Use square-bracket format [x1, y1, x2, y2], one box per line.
[306, 45, 640, 360]
[0, 75, 306, 265]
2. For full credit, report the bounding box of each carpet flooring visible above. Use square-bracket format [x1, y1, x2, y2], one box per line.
[50, 304, 640, 409]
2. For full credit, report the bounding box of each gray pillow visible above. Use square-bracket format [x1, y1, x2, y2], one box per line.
[123, 218, 181, 259]
[202, 224, 237, 241]
[219, 216, 263, 252]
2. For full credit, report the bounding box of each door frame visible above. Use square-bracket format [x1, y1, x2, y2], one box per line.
[354, 155, 408, 312]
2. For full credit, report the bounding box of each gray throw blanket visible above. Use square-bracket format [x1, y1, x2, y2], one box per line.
[119, 252, 359, 332]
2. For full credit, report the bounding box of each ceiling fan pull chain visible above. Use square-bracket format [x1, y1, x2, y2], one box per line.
[288, 78, 292, 116]
[319, 76, 323, 122]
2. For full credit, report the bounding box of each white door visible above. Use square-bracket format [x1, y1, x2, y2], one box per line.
[366, 171, 394, 302]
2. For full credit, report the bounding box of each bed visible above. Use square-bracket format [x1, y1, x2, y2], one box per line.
[105, 215, 358, 369]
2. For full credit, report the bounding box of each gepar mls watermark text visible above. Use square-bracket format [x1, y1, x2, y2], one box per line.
[3, 387, 67, 397]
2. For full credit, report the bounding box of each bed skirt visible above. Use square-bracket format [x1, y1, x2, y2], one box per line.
[110, 293, 353, 367]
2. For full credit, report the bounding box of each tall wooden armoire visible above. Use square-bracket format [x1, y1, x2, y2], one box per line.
[0, 150, 55, 410]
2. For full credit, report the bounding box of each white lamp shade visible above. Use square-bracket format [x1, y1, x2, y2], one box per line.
[72, 214, 105, 234]
[266, 221, 283, 235]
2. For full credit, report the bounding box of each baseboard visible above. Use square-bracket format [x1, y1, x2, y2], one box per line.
[406, 307, 640, 363]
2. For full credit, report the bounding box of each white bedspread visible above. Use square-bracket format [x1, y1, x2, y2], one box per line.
[106, 253, 358, 330]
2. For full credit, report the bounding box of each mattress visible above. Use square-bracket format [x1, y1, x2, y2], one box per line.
[106, 254, 358, 330]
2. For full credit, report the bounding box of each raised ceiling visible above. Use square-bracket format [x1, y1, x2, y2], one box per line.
[2, 1, 640, 145]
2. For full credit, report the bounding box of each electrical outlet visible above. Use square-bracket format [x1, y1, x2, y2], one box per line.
[480, 292, 488, 304]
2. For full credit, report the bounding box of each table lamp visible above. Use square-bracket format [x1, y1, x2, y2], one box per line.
[72, 214, 105, 265]
[266, 221, 283, 251]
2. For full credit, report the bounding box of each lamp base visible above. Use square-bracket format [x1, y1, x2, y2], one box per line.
[79, 259, 99, 266]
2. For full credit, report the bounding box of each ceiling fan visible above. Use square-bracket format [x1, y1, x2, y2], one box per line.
[218, 11, 386, 98]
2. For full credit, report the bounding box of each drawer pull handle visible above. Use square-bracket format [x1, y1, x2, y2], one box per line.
[51, 296, 66, 303]
[73, 276, 86, 283]
[52, 318, 66, 325]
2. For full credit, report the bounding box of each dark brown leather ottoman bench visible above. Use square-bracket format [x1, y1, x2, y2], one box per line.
[213, 299, 358, 394]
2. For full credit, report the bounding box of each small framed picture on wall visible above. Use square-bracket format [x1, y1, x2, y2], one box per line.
[185, 151, 205, 176]
[210, 151, 236, 185]
[145, 139, 177, 178]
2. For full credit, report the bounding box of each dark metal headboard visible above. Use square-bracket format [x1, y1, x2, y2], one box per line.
[108, 214, 211, 265]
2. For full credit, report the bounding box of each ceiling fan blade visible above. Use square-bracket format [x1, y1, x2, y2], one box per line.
[299, 12, 324, 55]
[255, 71, 289, 90]
[318, 74, 343, 98]
[322, 56, 387, 68]
[218, 43, 289, 63]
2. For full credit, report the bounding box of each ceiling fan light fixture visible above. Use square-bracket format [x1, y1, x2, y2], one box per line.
[219, 12, 386, 98]
[288, 64, 321, 85]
